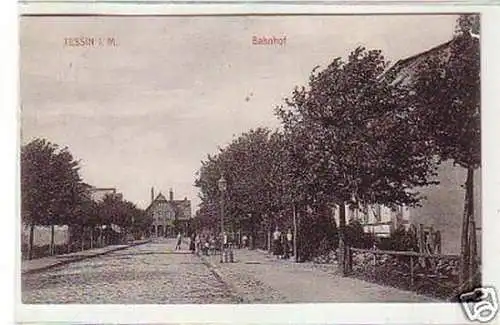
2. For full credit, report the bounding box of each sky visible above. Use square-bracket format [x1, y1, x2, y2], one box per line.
[20, 14, 458, 211]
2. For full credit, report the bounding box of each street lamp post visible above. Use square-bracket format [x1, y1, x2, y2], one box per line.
[218, 175, 227, 263]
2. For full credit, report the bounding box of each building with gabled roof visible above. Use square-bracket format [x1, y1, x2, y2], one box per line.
[146, 187, 192, 237]
[331, 39, 480, 255]
[382, 39, 481, 255]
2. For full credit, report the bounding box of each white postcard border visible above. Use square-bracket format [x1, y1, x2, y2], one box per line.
[11, 3, 500, 325]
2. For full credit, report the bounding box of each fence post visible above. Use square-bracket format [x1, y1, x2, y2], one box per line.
[410, 256, 414, 288]
[342, 245, 351, 276]
[347, 245, 353, 275]
[267, 230, 271, 253]
[418, 224, 425, 253]
[436, 231, 442, 254]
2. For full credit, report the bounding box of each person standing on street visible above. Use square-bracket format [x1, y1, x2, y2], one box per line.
[189, 233, 196, 253]
[209, 236, 216, 255]
[195, 233, 202, 254]
[273, 227, 282, 259]
[204, 238, 210, 256]
[223, 232, 228, 249]
[175, 232, 182, 250]
[283, 234, 289, 259]
[242, 235, 248, 248]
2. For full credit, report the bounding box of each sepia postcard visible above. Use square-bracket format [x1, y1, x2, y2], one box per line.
[14, 3, 500, 324]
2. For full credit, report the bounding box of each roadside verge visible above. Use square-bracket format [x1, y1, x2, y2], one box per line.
[197, 253, 246, 303]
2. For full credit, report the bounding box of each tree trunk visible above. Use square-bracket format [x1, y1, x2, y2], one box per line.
[28, 223, 35, 260]
[459, 167, 474, 290]
[250, 214, 256, 250]
[81, 226, 85, 251]
[267, 229, 271, 253]
[67, 226, 71, 254]
[50, 225, 55, 256]
[293, 203, 298, 262]
[90, 227, 94, 249]
[338, 203, 348, 276]
[469, 219, 479, 287]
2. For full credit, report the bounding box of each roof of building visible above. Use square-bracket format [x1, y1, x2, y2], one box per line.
[89, 187, 119, 202]
[146, 192, 192, 219]
[155, 193, 168, 202]
[391, 40, 453, 72]
[382, 39, 454, 86]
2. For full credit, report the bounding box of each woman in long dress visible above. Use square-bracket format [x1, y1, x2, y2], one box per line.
[175, 233, 182, 250]
[189, 233, 196, 253]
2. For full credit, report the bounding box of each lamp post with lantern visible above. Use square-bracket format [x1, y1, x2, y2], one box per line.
[218, 175, 227, 263]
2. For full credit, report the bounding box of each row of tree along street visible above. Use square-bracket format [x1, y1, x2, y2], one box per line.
[194, 15, 479, 290]
[21, 138, 152, 260]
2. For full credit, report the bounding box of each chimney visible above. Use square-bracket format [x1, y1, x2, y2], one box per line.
[151, 187, 154, 203]
[169, 188, 174, 201]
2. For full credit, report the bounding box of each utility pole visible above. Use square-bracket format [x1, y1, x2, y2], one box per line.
[220, 193, 224, 263]
[218, 175, 227, 263]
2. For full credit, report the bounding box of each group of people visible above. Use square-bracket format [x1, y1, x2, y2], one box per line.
[191, 233, 220, 256]
[176, 229, 293, 259]
[175, 232, 236, 255]
[272, 228, 293, 259]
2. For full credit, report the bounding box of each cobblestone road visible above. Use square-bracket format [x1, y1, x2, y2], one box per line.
[22, 239, 436, 304]
[22, 239, 237, 304]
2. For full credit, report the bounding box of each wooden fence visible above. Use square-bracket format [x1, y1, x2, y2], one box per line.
[344, 246, 482, 299]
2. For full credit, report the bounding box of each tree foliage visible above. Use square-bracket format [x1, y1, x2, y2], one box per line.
[194, 17, 478, 266]
[194, 46, 440, 261]
[276, 47, 438, 209]
[21, 138, 87, 227]
[21, 138, 150, 256]
[410, 14, 481, 289]
[97, 193, 149, 231]
[195, 128, 290, 233]
[410, 14, 480, 169]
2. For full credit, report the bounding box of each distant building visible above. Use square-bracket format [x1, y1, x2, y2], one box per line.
[89, 187, 123, 202]
[146, 187, 192, 237]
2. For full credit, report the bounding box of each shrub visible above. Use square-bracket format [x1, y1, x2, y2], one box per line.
[298, 211, 338, 262]
[378, 225, 418, 252]
[345, 219, 375, 249]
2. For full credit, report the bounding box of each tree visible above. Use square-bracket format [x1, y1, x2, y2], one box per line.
[195, 128, 289, 245]
[21, 138, 86, 258]
[276, 47, 438, 273]
[131, 207, 151, 239]
[96, 193, 146, 243]
[70, 190, 99, 250]
[410, 14, 480, 290]
[297, 203, 339, 261]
